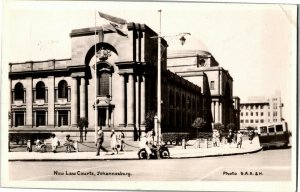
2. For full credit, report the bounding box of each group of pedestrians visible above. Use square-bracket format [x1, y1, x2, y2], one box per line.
[95, 127, 125, 156]
[212, 129, 248, 148]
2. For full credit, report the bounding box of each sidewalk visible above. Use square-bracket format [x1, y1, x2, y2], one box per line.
[8, 137, 262, 161]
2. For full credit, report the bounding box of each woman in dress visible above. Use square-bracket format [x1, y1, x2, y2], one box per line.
[110, 130, 118, 155]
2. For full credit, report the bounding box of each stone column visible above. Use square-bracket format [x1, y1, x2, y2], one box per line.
[71, 77, 78, 127]
[80, 78, 86, 118]
[106, 108, 109, 127]
[219, 102, 223, 124]
[25, 77, 33, 127]
[211, 101, 215, 123]
[48, 76, 55, 127]
[127, 74, 135, 126]
[140, 76, 145, 125]
[135, 75, 139, 129]
[118, 75, 126, 127]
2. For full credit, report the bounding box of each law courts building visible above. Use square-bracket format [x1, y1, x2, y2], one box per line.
[9, 21, 240, 140]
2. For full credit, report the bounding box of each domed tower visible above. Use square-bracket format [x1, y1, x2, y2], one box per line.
[167, 35, 240, 130]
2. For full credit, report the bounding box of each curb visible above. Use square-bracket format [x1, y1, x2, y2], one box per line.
[8, 147, 263, 162]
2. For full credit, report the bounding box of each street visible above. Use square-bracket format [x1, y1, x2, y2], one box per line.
[9, 148, 291, 181]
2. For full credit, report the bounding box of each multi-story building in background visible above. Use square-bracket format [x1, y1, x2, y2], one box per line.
[239, 91, 284, 129]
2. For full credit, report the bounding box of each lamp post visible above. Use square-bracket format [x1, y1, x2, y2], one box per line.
[154, 10, 191, 146]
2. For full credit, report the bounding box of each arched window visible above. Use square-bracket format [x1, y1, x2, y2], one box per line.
[15, 83, 24, 101]
[36, 81, 45, 100]
[58, 80, 68, 99]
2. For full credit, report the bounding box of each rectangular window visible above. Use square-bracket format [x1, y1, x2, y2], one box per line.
[256, 112, 258, 116]
[245, 120, 249, 123]
[58, 110, 68, 126]
[268, 127, 275, 133]
[99, 73, 110, 96]
[251, 112, 253, 116]
[246, 112, 248, 116]
[15, 111, 25, 127]
[261, 112, 263, 116]
[241, 120, 244, 123]
[241, 112, 243, 116]
[276, 125, 283, 132]
[260, 119, 264, 123]
[250, 119, 253, 123]
[255, 119, 259, 123]
[210, 81, 215, 90]
[260, 126, 267, 133]
[268, 112, 270, 116]
[36, 111, 46, 127]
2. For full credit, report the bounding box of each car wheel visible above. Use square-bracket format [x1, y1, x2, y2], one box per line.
[138, 149, 147, 159]
[160, 149, 170, 159]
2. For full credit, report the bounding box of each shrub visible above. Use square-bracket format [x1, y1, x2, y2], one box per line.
[161, 132, 189, 145]
[9, 133, 52, 144]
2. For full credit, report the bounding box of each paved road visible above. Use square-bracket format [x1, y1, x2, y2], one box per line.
[9, 148, 291, 181]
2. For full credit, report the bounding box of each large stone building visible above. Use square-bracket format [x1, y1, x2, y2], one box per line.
[167, 35, 240, 130]
[9, 23, 214, 140]
[239, 91, 284, 129]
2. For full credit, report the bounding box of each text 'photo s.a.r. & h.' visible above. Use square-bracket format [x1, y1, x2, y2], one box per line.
[1, 1, 297, 192]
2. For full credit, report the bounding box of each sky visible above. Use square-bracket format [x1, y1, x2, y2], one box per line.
[3, 1, 297, 129]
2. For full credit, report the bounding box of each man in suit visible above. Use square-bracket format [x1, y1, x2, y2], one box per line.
[96, 127, 108, 156]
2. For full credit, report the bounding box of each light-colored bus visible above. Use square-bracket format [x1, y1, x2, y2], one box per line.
[257, 122, 289, 148]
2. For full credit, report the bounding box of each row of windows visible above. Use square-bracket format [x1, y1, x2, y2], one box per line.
[241, 112, 266, 116]
[13, 80, 69, 101]
[240, 105, 264, 110]
[241, 119, 264, 123]
[13, 110, 69, 127]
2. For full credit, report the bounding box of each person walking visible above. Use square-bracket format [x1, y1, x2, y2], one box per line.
[227, 129, 234, 148]
[51, 133, 59, 153]
[119, 130, 125, 152]
[96, 127, 108, 156]
[110, 130, 118, 155]
[236, 131, 243, 148]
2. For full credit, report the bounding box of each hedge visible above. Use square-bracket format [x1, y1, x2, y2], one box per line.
[9, 133, 52, 144]
[161, 132, 189, 145]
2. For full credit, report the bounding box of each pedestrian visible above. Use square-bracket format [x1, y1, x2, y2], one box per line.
[146, 130, 154, 147]
[119, 130, 125, 151]
[110, 130, 118, 155]
[227, 129, 233, 147]
[96, 127, 108, 156]
[51, 133, 60, 153]
[236, 131, 243, 148]
[249, 130, 255, 144]
[64, 134, 76, 153]
[212, 129, 218, 147]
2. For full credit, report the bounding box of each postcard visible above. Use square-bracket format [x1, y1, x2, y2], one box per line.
[1, 1, 297, 191]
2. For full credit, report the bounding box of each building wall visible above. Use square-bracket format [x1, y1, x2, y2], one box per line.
[9, 22, 210, 141]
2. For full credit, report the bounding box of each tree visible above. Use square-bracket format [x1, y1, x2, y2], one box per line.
[192, 117, 206, 138]
[78, 117, 89, 142]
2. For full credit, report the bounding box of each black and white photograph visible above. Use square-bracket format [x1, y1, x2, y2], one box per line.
[1, 1, 297, 191]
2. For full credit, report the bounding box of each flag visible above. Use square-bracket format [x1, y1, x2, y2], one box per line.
[98, 11, 128, 37]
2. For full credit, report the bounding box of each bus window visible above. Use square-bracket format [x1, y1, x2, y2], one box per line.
[268, 126, 275, 133]
[260, 126, 267, 134]
[276, 125, 283, 132]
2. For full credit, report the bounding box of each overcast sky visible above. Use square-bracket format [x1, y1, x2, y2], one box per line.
[4, 1, 297, 128]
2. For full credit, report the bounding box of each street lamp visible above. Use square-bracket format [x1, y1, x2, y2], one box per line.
[154, 10, 191, 146]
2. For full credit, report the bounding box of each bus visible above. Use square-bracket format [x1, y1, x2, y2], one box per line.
[257, 122, 290, 148]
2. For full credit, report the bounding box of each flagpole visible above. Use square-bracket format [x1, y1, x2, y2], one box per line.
[157, 10, 162, 146]
[94, 9, 98, 143]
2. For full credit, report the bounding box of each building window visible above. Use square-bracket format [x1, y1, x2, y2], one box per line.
[256, 112, 258, 116]
[246, 112, 248, 116]
[255, 119, 259, 123]
[58, 110, 68, 126]
[251, 112, 253, 116]
[241, 120, 244, 123]
[36, 81, 46, 100]
[99, 73, 110, 96]
[261, 112, 263, 116]
[241, 112, 243, 116]
[15, 83, 24, 101]
[58, 80, 68, 99]
[268, 112, 270, 116]
[245, 119, 249, 123]
[36, 111, 46, 127]
[250, 120, 253, 123]
[250, 106, 253, 109]
[15, 111, 25, 127]
[210, 81, 215, 90]
[260, 119, 264, 123]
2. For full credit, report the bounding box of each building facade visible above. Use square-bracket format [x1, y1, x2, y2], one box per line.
[239, 91, 284, 129]
[9, 23, 213, 140]
[167, 35, 240, 130]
